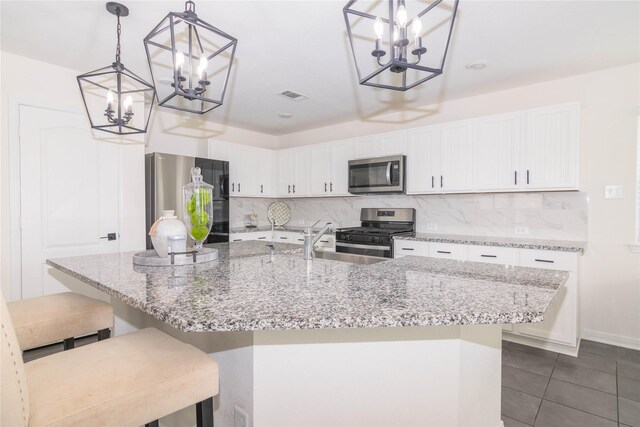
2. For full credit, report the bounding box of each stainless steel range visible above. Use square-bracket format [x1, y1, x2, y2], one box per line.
[336, 208, 416, 258]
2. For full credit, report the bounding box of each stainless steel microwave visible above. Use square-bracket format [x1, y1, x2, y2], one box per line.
[348, 155, 406, 194]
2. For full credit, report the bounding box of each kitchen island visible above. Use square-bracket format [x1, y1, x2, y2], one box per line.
[47, 241, 567, 426]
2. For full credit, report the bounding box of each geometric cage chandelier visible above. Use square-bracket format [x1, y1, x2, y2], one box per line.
[343, 0, 459, 91]
[77, 2, 156, 135]
[144, 1, 237, 114]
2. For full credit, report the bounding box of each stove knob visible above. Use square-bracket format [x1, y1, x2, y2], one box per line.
[347, 235, 354, 241]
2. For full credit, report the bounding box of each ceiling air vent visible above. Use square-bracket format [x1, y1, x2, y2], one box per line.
[277, 90, 309, 102]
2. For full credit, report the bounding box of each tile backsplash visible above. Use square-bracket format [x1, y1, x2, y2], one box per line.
[230, 192, 588, 241]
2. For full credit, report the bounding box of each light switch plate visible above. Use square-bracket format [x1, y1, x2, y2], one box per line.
[604, 185, 623, 199]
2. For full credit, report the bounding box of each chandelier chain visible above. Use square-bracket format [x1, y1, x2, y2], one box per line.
[115, 11, 122, 64]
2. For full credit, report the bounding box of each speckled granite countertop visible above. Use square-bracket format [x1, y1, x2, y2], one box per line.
[46, 241, 567, 333]
[395, 233, 586, 253]
[229, 225, 335, 235]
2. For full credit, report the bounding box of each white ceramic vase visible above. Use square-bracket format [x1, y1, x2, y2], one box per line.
[150, 210, 188, 258]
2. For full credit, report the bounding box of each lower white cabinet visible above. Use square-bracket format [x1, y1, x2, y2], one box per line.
[228, 231, 336, 251]
[393, 239, 581, 354]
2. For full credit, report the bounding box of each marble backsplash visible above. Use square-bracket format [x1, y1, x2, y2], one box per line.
[230, 192, 588, 241]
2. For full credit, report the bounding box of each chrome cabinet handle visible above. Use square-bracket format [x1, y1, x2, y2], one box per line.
[386, 162, 392, 185]
[514, 171, 517, 185]
[481, 254, 497, 258]
[260, 184, 263, 193]
[440, 175, 443, 188]
[437, 250, 451, 254]
[238, 183, 241, 192]
[325, 182, 327, 192]
[257, 237, 266, 240]
[288, 185, 291, 194]
[527, 170, 530, 184]
[431, 176, 434, 188]
[100, 233, 117, 241]
[534, 258, 554, 263]
[330, 182, 333, 192]
[402, 247, 414, 251]
[293, 184, 296, 193]
[232, 183, 235, 192]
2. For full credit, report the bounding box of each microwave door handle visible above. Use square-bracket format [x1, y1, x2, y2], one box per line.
[386, 162, 392, 185]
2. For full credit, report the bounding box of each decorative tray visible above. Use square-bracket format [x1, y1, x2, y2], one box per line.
[133, 248, 218, 267]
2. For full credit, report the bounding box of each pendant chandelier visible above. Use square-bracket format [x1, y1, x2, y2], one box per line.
[143, 1, 237, 114]
[77, 2, 155, 135]
[343, 0, 459, 91]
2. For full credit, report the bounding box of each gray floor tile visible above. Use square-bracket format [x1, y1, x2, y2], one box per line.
[503, 415, 532, 427]
[502, 386, 542, 425]
[619, 397, 640, 427]
[503, 348, 556, 377]
[558, 352, 617, 374]
[543, 379, 617, 421]
[551, 361, 616, 394]
[503, 365, 550, 397]
[619, 347, 640, 366]
[619, 360, 640, 381]
[619, 376, 640, 402]
[579, 340, 618, 358]
[509, 342, 558, 360]
[534, 400, 617, 427]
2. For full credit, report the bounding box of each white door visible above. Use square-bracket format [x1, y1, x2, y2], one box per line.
[524, 103, 580, 190]
[330, 139, 354, 196]
[440, 120, 475, 192]
[407, 126, 441, 194]
[477, 113, 522, 191]
[310, 144, 331, 196]
[19, 105, 121, 299]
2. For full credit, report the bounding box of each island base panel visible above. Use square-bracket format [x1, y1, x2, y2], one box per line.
[252, 325, 502, 427]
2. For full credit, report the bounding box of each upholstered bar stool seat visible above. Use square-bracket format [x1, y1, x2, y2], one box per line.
[24, 328, 219, 426]
[7, 292, 113, 350]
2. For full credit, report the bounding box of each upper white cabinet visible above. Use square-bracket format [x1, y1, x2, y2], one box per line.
[476, 112, 522, 191]
[407, 120, 474, 194]
[277, 147, 310, 197]
[353, 131, 407, 159]
[523, 103, 580, 190]
[208, 140, 276, 197]
[310, 139, 353, 196]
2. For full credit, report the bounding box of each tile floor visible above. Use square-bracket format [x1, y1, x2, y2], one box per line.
[23, 337, 640, 426]
[502, 340, 640, 427]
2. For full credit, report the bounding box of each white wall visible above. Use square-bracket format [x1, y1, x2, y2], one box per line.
[277, 63, 640, 348]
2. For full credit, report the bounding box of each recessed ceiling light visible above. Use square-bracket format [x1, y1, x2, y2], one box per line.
[465, 61, 487, 71]
[278, 113, 293, 119]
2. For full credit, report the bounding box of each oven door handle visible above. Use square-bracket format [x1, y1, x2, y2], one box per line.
[336, 242, 390, 251]
[386, 162, 392, 185]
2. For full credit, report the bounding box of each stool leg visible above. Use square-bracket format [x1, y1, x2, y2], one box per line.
[63, 337, 74, 350]
[97, 328, 111, 341]
[196, 397, 214, 427]
[144, 421, 159, 427]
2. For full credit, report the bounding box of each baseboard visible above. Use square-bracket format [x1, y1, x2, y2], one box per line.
[581, 329, 640, 351]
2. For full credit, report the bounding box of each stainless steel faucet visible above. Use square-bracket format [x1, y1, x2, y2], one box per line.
[303, 221, 333, 260]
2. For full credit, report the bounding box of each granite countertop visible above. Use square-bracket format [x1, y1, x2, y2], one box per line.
[229, 225, 335, 235]
[46, 241, 567, 333]
[395, 233, 587, 253]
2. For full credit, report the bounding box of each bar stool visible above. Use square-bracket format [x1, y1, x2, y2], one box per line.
[7, 292, 113, 351]
[1, 293, 219, 427]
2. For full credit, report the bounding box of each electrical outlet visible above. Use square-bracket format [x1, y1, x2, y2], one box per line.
[426, 223, 438, 232]
[234, 405, 249, 427]
[514, 226, 530, 235]
[604, 185, 623, 199]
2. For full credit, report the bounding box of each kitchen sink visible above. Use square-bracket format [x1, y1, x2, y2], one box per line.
[313, 250, 389, 265]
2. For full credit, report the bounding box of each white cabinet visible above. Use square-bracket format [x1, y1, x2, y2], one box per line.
[523, 103, 580, 190]
[406, 120, 475, 194]
[208, 140, 276, 197]
[468, 245, 517, 265]
[309, 140, 353, 196]
[476, 112, 522, 191]
[277, 147, 310, 197]
[394, 240, 429, 258]
[353, 132, 407, 159]
[429, 242, 469, 260]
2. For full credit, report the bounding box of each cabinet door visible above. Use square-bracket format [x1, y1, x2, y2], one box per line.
[407, 126, 441, 194]
[353, 135, 380, 158]
[524, 103, 579, 190]
[477, 113, 522, 191]
[255, 148, 275, 197]
[309, 144, 332, 196]
[234, 144, 259, 196]
[208, 140, 238, 194]
[440, 121, 475, 192]
[330, 139, 354, 196]
[379, 131, 407, 156]
[277, 149, 294, 196]
[292, 148, 310, 196]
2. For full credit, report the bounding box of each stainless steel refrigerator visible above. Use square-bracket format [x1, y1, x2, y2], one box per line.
[145, 153, 229, 249]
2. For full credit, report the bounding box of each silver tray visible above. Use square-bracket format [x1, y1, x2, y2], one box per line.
[132, 248, 218, 267]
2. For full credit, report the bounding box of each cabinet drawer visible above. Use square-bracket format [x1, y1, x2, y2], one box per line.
[315, 235, 335, 251]
[428, 242, 468, 260]
[394, 240, 429, 258]
[468, 245, 517, 265]
[518, 249, 577, 272]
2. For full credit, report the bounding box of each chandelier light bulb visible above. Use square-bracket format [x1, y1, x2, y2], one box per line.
[106, 90, 114, 106]
[393, 26, 399, 42]
[197, 54, 208, 79]
[412, 18, 422, 37]
[175, 51, 185, 72]
[374, 17, 384, 39]
[396, 5, 408, 27]
[123, 95, 133, 112]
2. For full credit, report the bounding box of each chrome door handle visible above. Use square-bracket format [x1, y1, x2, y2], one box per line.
[100, 233, 117, 241]
[386, 162, 392, 185]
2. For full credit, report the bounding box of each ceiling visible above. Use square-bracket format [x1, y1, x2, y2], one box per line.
[1, 1, 639, 135]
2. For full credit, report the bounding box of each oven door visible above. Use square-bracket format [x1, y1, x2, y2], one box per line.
[336, 242, 392, 258]
[348, 155, 405, 194]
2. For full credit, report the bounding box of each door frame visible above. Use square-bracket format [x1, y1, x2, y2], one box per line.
[8, 98, 89, 300]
